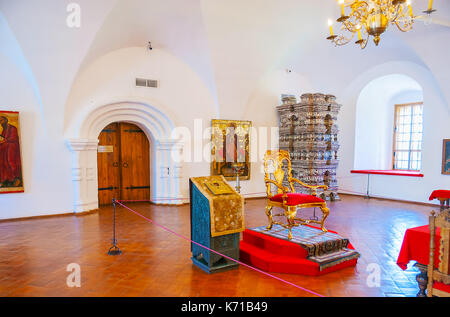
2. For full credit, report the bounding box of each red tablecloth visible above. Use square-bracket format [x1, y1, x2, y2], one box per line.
[350, 169, 424, 177]
[397, 225, 450, 293]
[429, 190, 450, 201]
[397, 225, 440, 270]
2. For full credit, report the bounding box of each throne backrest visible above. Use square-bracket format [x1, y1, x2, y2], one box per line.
[263, 150, 293, 197]
[428, 209, 450, 296]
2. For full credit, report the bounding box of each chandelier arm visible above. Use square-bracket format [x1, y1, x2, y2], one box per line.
[391, 4, 402, 22]
[333, 32, 355, 46]
[342, 20, 357, 33]
[394, 20, 413, 32]
[343, 4, 366, 33]
[360, 31, 370, 49]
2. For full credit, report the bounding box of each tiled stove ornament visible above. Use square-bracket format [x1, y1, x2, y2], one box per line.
[277, 93, 341, 201]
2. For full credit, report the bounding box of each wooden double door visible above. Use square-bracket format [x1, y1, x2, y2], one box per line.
[97, 122, 150, 205]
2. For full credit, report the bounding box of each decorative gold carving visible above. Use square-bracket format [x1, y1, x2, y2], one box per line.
[427, 208, 450, 297]
[263, 150, 330, 240]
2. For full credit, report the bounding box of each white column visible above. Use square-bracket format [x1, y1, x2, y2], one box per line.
[66, 139, 99, 212]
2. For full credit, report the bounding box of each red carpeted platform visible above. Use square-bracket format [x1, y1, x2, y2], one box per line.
[240, 226, 359, 276]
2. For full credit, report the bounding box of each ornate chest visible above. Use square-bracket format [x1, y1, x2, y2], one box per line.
[189, 176, 245, 273]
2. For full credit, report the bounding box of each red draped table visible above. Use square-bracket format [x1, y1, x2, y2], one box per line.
[429, 190, 450, 210]
[397, 225, 450, 296]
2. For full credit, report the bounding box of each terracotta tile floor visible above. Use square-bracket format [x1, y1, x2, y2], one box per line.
[0, 195, 434, 297]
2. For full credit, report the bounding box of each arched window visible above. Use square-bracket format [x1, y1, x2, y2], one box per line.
[354, 74, 423, 170]
[393, 102, 423, 170]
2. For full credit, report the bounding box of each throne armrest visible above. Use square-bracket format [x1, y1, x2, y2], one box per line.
[289, 177, 328, 196]
[264, 179, 289, 201]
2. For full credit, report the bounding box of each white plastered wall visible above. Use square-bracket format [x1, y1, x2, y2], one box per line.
[64, 47, 218, 211]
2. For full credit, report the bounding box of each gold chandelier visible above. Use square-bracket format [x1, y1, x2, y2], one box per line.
[326, 0, 436, 49]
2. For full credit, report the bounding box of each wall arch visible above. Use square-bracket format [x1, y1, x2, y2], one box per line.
[337, 61, 450, 203]
[354, 74, 423, 170]
[337, 60, 448, 177]
[66, 99, 183, 212]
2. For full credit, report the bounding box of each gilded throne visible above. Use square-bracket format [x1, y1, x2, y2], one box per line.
[264, 150, 330, 240]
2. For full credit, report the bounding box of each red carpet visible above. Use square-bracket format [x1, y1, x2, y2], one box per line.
[240, 226, 359, 276]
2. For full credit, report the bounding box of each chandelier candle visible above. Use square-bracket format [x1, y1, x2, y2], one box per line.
[339, 0, 345, 16]
[407, 0, 413, 17]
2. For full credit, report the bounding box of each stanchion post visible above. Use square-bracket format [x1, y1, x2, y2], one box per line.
[365, 173, 371, 199]
[107, 197, 122, 255]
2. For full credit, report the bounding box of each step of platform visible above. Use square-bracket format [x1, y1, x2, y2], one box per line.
[242, 229, 308, 258]
[239, 227, 358, 276]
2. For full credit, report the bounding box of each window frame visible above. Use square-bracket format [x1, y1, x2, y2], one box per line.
[392, 102, 424, 171]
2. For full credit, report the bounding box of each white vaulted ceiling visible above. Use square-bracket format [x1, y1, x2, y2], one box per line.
[0, 0, 449, 125]
[80, 0, 218, 104]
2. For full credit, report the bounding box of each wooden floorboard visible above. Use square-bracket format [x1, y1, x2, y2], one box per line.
[0, 196, 433, 297]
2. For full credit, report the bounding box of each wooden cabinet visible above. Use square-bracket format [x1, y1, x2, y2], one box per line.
[97, 122, 150, 205]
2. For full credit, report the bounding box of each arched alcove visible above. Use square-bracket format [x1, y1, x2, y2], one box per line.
[65, 99, 184, 212]
[354, 74, 423, 170]
[336, 61, 450, 203]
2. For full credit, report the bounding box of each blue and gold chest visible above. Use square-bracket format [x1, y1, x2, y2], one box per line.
[189, 176, 245, 273]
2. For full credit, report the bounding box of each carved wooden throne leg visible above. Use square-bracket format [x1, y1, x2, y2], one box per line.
[265, 205, 273, 230]
[288, 227, 293, 240]
[287, 207, 296, 240]
[319, 205, 330, 232]
[286, 213, 294, 240]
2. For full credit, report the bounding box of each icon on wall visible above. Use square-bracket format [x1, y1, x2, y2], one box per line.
[442, 139, 450, 175]
[0, 111, 24, 193]
[211, 119, 251, 181]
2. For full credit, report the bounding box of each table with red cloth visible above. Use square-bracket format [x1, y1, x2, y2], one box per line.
[429, 190, 450, 210]
[397, 225, 450, 296]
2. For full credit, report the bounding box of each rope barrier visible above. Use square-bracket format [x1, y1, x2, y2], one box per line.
[114, 200, 325, 297]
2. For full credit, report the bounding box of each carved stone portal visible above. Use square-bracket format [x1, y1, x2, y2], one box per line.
[277, 93, 341, 201]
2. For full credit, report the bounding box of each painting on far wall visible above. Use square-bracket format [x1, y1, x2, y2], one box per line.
[0, 111, 24, 193]
[443, 139, 450, 175]
[211, 119, 251, 181]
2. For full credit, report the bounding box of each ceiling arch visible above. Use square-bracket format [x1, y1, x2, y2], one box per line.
[0, 11, 44, 124]
[79, 0, 219, 107]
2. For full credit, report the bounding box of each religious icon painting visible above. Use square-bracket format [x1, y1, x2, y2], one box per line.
[210, 119, 251, 181]
[0, 111, 24, 193]
[443, 139, 450, 175]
